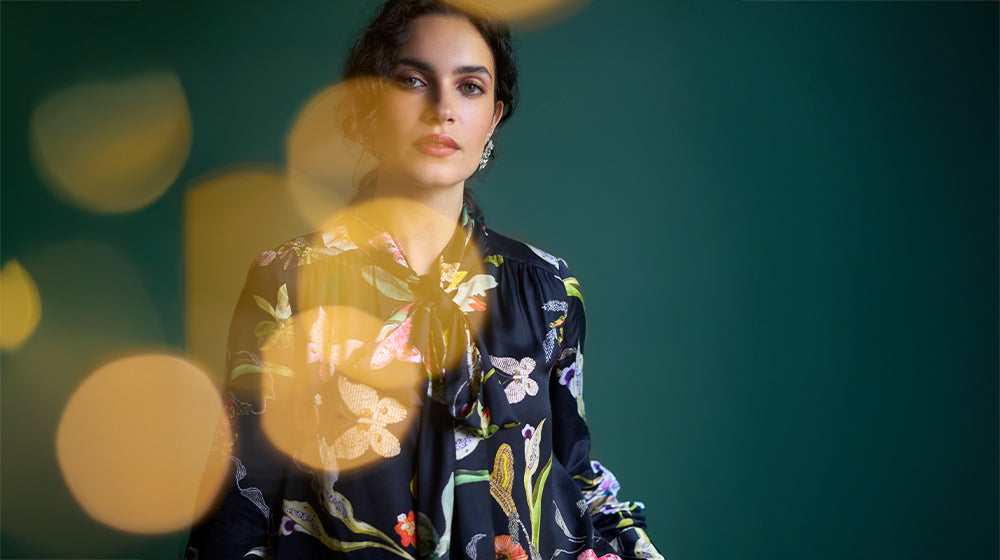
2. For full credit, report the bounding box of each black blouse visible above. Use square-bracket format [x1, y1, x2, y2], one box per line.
[186, 206, 662, 560]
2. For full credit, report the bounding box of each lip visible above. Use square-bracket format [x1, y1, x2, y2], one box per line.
[414, 134, 460, 157]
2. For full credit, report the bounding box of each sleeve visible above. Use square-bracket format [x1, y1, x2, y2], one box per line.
[550, 262, 665, 560]
[186, 258, 297, 560]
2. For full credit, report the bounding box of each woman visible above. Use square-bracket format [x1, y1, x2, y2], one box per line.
[187, 1, 663, 559]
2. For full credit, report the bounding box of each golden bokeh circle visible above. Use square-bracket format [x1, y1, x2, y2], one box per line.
[56, 353, 231, 534]
[30, 72, 192, 214]
[0, 259, 42, 351]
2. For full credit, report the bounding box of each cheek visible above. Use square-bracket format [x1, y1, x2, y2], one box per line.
[373, 99, 416, 149]
[468, 108, 496, 139]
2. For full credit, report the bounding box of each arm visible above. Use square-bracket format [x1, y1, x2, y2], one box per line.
[550, 265, 664, 560]
[187, 259, 295, 560]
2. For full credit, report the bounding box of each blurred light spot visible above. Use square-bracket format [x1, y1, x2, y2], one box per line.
[450, 0, 589, 29]
[2, 241, 164, 554]
[56, 354, 230, 534]
[257, 306, 421, 474]
[185, 167, 312, 384]
[30, 72, 192, 213]
[287, 80, 376, 230]
[0, 260, 41, 351]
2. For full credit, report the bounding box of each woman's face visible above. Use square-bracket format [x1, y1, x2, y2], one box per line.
[371, 14, 503, 191]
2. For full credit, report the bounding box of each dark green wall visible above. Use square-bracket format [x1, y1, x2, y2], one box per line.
[2, 1, 997, 558]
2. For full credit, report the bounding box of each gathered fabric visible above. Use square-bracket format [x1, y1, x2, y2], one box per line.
[187, 206, 663, 560]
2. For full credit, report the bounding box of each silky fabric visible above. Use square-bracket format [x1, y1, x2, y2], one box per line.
[186, 206, 663, 560]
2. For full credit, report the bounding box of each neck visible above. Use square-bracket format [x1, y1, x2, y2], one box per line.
[371, 173, 465, 276]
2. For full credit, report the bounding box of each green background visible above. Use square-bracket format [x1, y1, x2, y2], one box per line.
[2, 0, 997, 558]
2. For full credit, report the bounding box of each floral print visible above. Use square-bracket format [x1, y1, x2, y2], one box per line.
[578, 550, 622, 560]
[186, 206, 662, 560]
[394, 511, 415, 548]
[495, 535, 529, 560]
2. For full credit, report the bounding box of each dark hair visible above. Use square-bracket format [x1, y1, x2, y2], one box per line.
[341, 0, 518, 215]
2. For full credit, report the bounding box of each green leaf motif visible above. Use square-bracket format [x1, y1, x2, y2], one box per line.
[362, 266, 413, 301]
[282, 500, 414, 559]
[530, 454, 553, 548]
[434, 473, 454, 559]
[316, 484, 396, 543]
[455, 469, 489, 485]
[229, 361, 293, 381]
[414, 473, 454, 560]
[253, 295, 276, 317]
[484, 255, 504, 267]
[416, 512, 436, 558]
[563, 276, 584, 309]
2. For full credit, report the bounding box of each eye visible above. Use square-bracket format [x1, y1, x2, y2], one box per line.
[395, 74, 425, 89]
[459, 81, 485, 96]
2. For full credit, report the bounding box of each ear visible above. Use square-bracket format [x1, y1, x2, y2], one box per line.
[490, 100, 504, 135]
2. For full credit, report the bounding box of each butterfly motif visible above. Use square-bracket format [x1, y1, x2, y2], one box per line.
[490, 356, 537, 404]
[332, 377, 407, 460]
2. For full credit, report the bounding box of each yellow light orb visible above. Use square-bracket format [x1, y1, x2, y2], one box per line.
[56, 354, 231, 534]
[0, 260, 42, 351]
[30, 72, 192, 213]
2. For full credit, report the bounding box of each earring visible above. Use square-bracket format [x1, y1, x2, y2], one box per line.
[478, 137, 494, 171]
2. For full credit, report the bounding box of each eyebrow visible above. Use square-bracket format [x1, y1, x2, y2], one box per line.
[396, 57, 493, 81]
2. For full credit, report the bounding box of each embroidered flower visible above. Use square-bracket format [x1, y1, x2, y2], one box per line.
[370, 232, 408, 267]
[558, 348, 584, 400]
[444, 271, 497, 312]
[521, 424, 535, 440]
[591, 461, 621, 495]
[371, 317, 422, 369]
[279, 515, 297, 535]
[577, 550, 622, 560]
[253, 284, 294, 350]
[394, 511, 416, 548]
[257, 250, 277, 266]
[494, 535, 528, 560]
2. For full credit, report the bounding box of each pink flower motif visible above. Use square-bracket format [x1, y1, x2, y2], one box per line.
[394, 511, 416, 548]
[495, 535, 528, 560]
[577, 550, 622, 560]
[371, 233, 408, 267]
[371, 317, 422, 369]
[330, 339, 364, 366]
[257, 250, 277, 266]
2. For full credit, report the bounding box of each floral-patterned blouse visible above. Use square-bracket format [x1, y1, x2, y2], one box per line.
[186, 205, 663, 560]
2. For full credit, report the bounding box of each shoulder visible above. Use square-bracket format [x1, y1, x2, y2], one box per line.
[480, 228, 582, 301]
[481, 228, 571, 277]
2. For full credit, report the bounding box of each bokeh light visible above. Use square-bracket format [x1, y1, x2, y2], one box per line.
[185, 167, 312, 385]
[2, 241, 165, 554]
[56, 353, 230, 534]
[0, 259, 42, 351]
[287, 80, 376, 230]
[256, 306, 422, 474]
[30, 71, 192, 213]
[450, 0, 589, 28]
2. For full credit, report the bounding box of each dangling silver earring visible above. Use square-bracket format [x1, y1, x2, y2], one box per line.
[478, 137, 494, 171]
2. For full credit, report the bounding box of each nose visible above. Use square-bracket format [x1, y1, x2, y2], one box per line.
[424, 87, 455, 124]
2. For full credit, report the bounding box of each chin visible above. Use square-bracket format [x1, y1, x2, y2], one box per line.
[399, 161, 476, 190]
